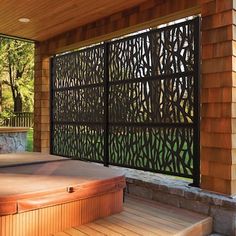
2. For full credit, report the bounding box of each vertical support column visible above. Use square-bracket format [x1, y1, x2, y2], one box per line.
[200, 0, 236, 195]
[34, 42, 50, 153]
[104, 42, 109, 167]
[192, 17, 201, 187]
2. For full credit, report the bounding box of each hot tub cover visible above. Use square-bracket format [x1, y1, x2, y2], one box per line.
[0, 153, 125, 215]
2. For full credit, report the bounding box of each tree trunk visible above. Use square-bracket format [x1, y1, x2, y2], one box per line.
[13, 91, 23, 112]
[0, 81, 2, 113]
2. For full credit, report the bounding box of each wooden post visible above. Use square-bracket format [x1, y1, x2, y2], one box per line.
[33, 43, 50, 153]
[200, 0, 236, 195]
[0, 81, 2, 113]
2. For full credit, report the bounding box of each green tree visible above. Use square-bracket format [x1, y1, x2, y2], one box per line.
[0, 37, 34, 112]
[0, 37, 3, 113]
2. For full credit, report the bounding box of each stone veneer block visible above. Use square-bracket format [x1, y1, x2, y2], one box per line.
[0, 128, 28, 154]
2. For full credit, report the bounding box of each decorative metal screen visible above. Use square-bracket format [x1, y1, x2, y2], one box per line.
[51, 17, 200, 185]
[51, 45, 105, 163]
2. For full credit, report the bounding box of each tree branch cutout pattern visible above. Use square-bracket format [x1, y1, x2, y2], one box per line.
[51, 18, 199, 179]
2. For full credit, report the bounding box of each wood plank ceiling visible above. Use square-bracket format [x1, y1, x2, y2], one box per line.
[0, 0, 147, 41]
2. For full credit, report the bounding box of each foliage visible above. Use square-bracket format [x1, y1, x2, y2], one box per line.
[26, 128, 33, 152]
[0, 110, 13, 125]
[0, 37, 34, 113]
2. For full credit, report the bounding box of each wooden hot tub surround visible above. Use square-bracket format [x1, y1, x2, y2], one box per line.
[0, 153, 125, 236]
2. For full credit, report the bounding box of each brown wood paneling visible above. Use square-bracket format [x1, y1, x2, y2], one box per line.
[201, 72, 233, 88]
[201, 147, 234, 164]
[201, 118, 231, 133]
[33, 46, 50, 153]
[201, 103, 231, 118]
[201, 10, 233, 30]
[201, 87, 232, 103]
[200, 0, 236, 195]
[0, 190, 123, 236]
[0, 0, 147, 41]
[202, 41, 233, 59]
[39, 0, 200, 54]
[202, 56, 233, 74]
[202, 25, 232, 45]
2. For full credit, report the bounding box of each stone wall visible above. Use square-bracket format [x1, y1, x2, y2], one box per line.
[0, 132, 27, 154]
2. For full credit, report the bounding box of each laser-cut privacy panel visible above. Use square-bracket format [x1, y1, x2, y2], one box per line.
[51, 17, 200, 185]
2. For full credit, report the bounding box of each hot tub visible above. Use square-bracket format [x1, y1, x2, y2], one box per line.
[0, 153, 125, 236]
[0, 127, 29, 154]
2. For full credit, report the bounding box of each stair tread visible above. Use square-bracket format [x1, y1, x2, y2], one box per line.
[54, 194, 213, 236]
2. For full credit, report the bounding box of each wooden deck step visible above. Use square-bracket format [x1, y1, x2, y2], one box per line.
[54, 195, 213, 236]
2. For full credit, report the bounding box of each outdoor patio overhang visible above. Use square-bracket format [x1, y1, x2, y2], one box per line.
[1, 0, 236, 235]
[0, 0, 235, 197]
[0, 0, 149, 41]
[0, 0, 202, 53]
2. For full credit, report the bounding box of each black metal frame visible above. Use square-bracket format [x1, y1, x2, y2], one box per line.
[104, 43, 109, 167]
[50, 17, 200, 185]
[192, 17, 201, 186]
